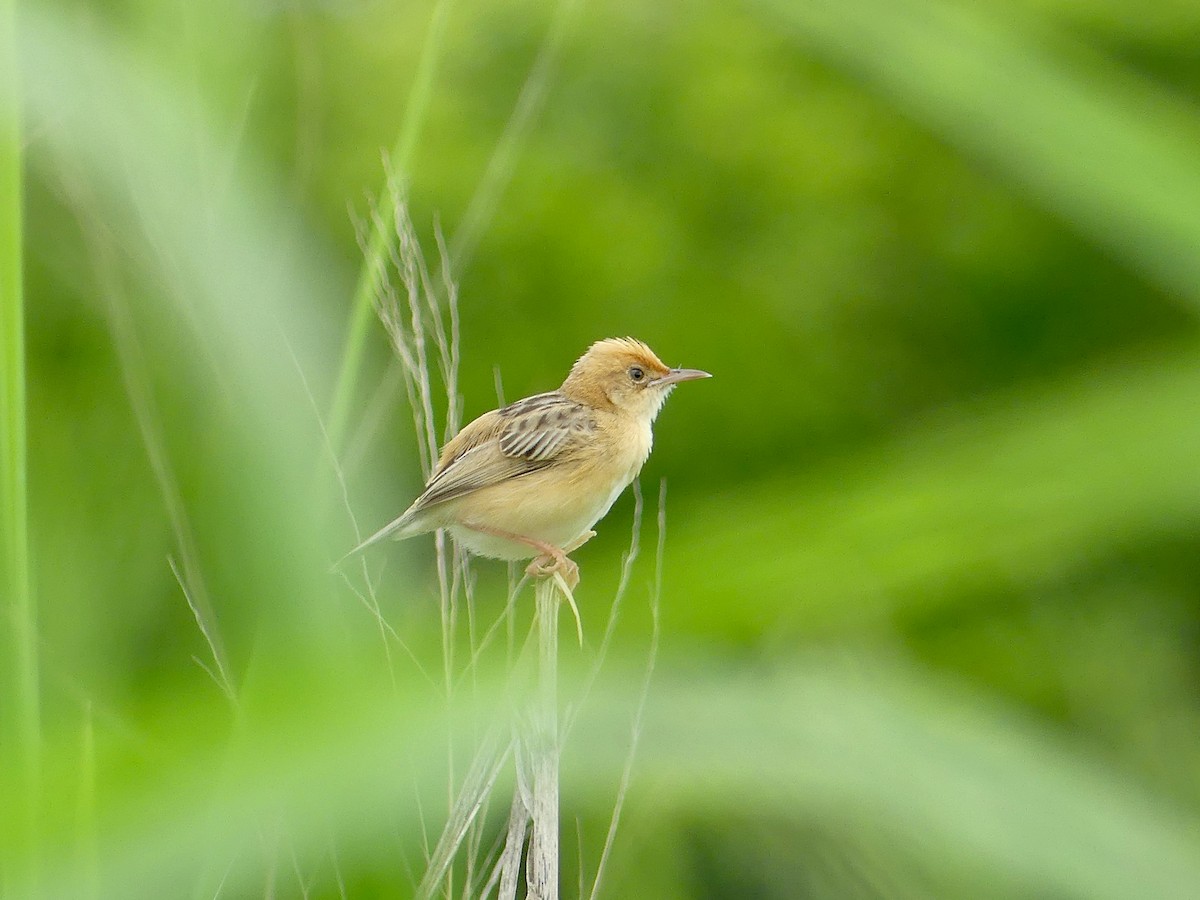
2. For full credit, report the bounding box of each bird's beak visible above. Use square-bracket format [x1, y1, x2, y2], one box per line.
[652, 367, 712, 387]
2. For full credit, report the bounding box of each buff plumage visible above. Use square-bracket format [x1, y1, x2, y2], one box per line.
[345, 337, 710, 587]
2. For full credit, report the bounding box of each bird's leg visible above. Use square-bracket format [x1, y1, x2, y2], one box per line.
[562, 530, 596, 554]
[527, 530, 596, 589]
[522, 531, 595, 589]
[527, 554, 579, 591]
[459, 521, 580, 590]
[456, 526, 592, 646]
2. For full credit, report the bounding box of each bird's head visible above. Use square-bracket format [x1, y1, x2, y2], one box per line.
[560, 337, 710, 422]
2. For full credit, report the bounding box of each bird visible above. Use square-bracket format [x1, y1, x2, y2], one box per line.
[343, 337, 710, 589]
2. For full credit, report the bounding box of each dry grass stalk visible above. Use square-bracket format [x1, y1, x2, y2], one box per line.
[526, 576, 562, 899]
[359, 182, 663, 900]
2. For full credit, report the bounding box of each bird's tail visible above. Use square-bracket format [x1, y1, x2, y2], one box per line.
[332, 510, 421, 570]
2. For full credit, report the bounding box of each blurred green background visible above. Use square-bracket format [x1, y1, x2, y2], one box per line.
[5, 0, 1200, 896]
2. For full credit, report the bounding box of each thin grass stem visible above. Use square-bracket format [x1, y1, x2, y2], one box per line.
[587, 481, 665, 900]
[448, 0, 585, 271]
[53, 166, 238, 705]
[416, 731, 511, 900]
[357, 187, 486, 898]
[561, 481, 643, 740]
[487, 785, 529, 900]
[326, 0, 456, 454]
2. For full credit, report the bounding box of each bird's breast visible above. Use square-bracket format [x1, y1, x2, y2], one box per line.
[558, 415, 653, 526]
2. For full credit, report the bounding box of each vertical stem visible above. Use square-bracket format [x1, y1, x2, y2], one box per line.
[0, 0, 40, 886]
[527, 578, 560, 899]
[497, 784, 529, 900]
[325, 0, 455, 454]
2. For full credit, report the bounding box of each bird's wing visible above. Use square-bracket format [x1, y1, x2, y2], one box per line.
[412, 393, 595, 511]
[496, 391, 594, 461]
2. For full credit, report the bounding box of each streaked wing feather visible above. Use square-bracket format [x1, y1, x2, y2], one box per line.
[408, 393, 593, 512]
[497, 392, 592, 462]
[414, 444, 547, 509]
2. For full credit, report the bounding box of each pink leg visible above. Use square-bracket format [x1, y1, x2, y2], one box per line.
[562, 530, 596, 554]
[459, 521, 580, 589]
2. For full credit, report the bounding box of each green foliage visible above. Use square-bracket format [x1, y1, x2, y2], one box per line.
[1, 0, 39, 887]
[6, 0, 1200, 895]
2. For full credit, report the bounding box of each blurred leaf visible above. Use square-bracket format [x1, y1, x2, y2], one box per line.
[8, 655, 1200, 899]
[11, 0, 1200, 896]
[618, 659, 1200, 900]
[752, 0, 1200, 310]
[19, 7, 371, 659]
[670, 346, 1200, 637]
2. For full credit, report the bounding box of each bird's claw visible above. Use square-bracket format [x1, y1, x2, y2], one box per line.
[525, 549, 584, 645]
[525, 552, 580, 591]
[524, 530, 592, 586]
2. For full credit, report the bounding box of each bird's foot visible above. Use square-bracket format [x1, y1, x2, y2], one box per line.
[522, 554, 582, 646]
[525, 550, 580, 591]
[460, 519, 586, 641]
[525, 544, 586, 645]
[521, 529, 592, 585]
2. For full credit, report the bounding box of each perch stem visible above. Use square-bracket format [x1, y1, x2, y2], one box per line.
[527, 577, 560, 899]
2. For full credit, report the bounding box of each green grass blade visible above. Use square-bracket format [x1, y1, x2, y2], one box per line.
[752, 0, 1200, 311]
[0, 0, 40, 886]
[325, 0, 456, 454]
[616, 662, 1200, 900]
[13, 658, 1200, 900]
[669, 346, 1200, 637]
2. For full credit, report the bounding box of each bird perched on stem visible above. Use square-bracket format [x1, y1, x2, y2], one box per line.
[344, 337, 710, 589]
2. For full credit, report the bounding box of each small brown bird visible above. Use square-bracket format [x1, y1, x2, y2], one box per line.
[346, 337, 710, 588]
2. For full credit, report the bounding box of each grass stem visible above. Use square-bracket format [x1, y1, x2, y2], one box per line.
[326, 0, 456, 455]
[527, 577, 560, 899]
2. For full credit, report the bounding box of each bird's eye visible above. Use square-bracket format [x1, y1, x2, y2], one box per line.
[629, 366, 645, 383]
